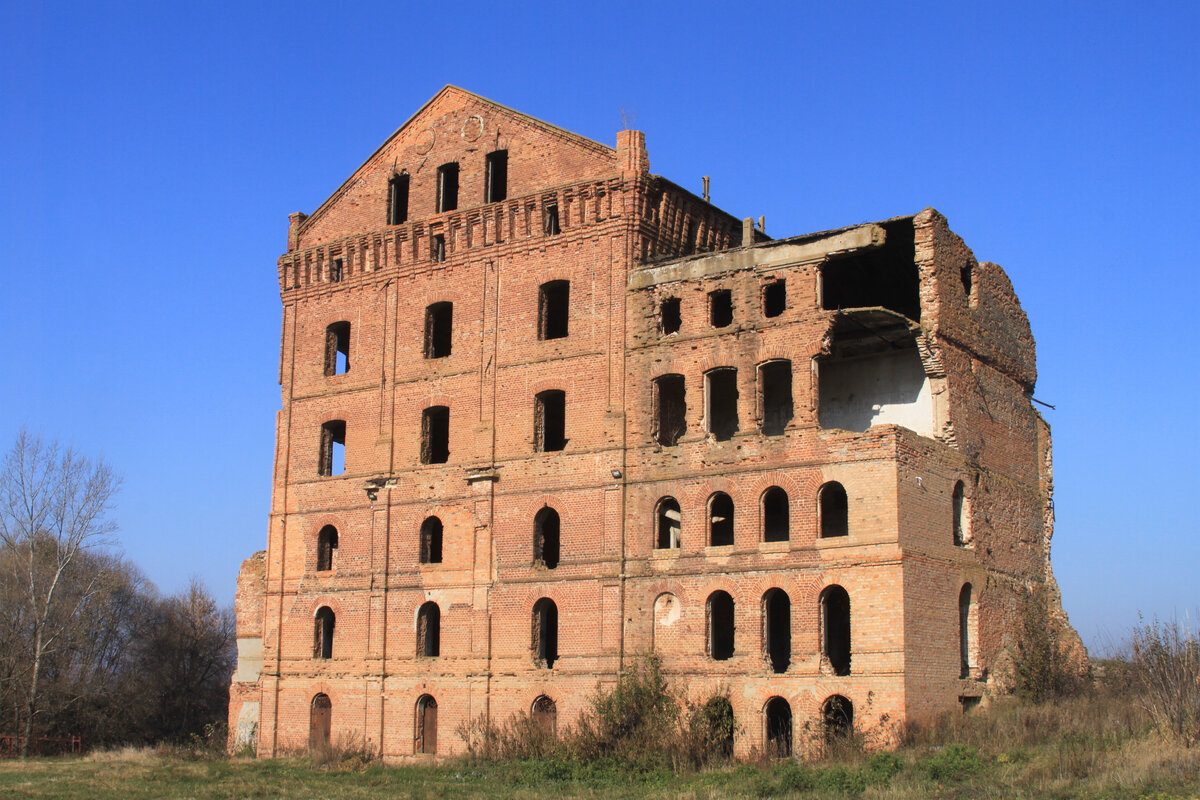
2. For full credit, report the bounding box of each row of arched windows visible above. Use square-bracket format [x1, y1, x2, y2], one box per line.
[655, 482, 848, 549]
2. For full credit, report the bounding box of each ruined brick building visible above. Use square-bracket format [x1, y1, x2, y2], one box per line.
[228, 86, 1080, 759]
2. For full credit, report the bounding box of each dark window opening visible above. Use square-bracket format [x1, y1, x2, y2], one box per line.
[309, 694, 332, 753]
[705, 368, 739, 441]
[417, 602, 440, 658]
[709, 492, 734, 547]
[316, 525, 338, 572]
[759, 360, 793, 436]
[538, 280, 569, 340]
[707, 590, 735, 661]
[819, 481, 848, 538]
[709, 289, 733, 328]
[330, 258, 343, 283]
[820, 217, 919, 320]
[532, 598, 558, 668]
[324, 322, 350, 377]
[319, 420, 346, 477]
[314, 607, 335, 659]
[534, 507, 561, 569]
[660, 297, 681, 335]
[421, 406, 449, 464]
[653, 374, 686, 447]
[763, 589, 791, 674]
[424, 302, 453, 359]
[960, 263, 973, 297]
[821, 585, 851, 676]
[655, 497, 681, 549]
[684, 219, 698, 255]
[697, 697, 734, 760]
[762, 487, 789, 543]
[765, 697, 792, 758]
[532, 696, 557, 734]
[960, 695, 981, 713]
[534, 390, 566, 452]
[960, 583, 973, 679]
[953, 481, 967, 546]
[436, 163, 459, 212]
[431, 233, 445, 262]
[388, 172, 410, 225]
[485, 150, 508, 203]
[543, 204, 560, 236]
[416, 695, 437, 754]
[822, 696, 854, 742]
[420, 516, 443, 564]
[763, 279, 786, 318]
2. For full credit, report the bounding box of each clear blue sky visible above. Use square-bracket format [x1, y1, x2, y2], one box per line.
[2, 0, 1196, 652]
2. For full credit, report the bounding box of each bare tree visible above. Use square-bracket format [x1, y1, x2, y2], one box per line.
[0, 430, 120, 756]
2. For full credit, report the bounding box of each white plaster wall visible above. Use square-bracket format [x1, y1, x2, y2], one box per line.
[818, 349, 935, 437]
[233, 636, 263, 683]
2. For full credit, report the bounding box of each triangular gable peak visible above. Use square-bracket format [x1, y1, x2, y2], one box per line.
[296, 86, 618, 249]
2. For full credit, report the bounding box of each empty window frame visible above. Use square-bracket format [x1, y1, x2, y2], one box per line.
[952, 481, 969, 546]
[759, 360, 793, 436]
[417, 602, 440, 658]
[431, 233, 445, 262]
[959, 583, 976, 679]
[532, 598, 559, 668]
[420, 516, 443, 564]
[762, 279, 786, 318]
[660, 296, 681, 335]
[652, 374, 686, 447]
[319, 420, 346, 477]
[329, 258, 343, 283]
[543, 203, 561, 235]
[822, 695, 854, 742]
[316, 525, 338, 572]
[436, 162, 459, 212]
[420, 406, 450, 464]
[818, 481, 848, 538]
[314, 606, 335, 659]
[416, 695, 437, 754]
[708, 492, 734, 547]
[705, 368, 739, 441]
[707, 590, 735, 660]
[388, 172, 410, 225]
[538, 280, 569, 340]
[762, 487, 789, 543]
[763, 588, 791, 673]
[424, 302, 453, 359]
[765, 697, 792, 757]
[324, 322, 350, 377]
[820, 585, 851, 676]
[534, 390, 566, 452]
[534, 507, 561, 568]
[485, 150, 508, 203]
[709, 289, 733, 328]
[655, 497, 681, 549]
[531, 696, 557, 734]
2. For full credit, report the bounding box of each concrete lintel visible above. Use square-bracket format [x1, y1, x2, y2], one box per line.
[629, 224, 886, 290]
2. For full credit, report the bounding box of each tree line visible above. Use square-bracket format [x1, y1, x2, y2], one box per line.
[0, 431, 234, 756]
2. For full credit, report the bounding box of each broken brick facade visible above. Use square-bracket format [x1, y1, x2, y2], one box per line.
[229, 87, 1079, 759]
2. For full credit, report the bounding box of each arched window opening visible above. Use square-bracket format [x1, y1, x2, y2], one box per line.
[420, 516, 443, 564]
[758, 360, 793, 436]
[652, 374, 687, 446]
[762, 588, 791, 674]
[309, 694, 332, 753]
[818, 481, 848, 538]
[704, 367, 739, 441]
[316, 525, 338, 572]
[417, 602, 440, 658]
[764, 697, 792, 758]
[416, 695, 438, 754]
[531, 695, 557, 734]
[696, 696, 734, 760]
[820, 586, 851, 676]
[655, 497, 681, 550]
[959, 583, 976, 679]
[707, 590, 735, 661]
[314, 607, 335, 660]
[387, 172, 409, 225]
[532, 598, 559, 669]
[534, 507, 561, 569]
[319, 420, 346, 477]
[762, 487, 789, 542]
[953, 481, 969, 546]
[421, 406, 449, 464]
[534, 390, 567, 452]
[708, 492, 734, 547]
[324, 322, 350, 376]
[822, 695, 854, 742]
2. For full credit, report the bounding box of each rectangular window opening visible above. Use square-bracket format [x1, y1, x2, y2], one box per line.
[538, 280, 569, 340]
[534, 390, 566, 452]
[330, 258, 343, 283]
[760, 361, 793, 436]
[705, 368, 739, 441]
[653, 374, 686, 447]
[388, 173, 410, 225]
[709, 289, 733, 328]
[436, 163, 459, 213]
[763, 279, 786, 318]
[431, 233, 445, 262]
[424, 302, 453, 359]
[320, 420, 346, 477]
[324, 322, 350, 377]
[485, 150, 508, 203]
[660, 297, 681, 335]
[543, 204, 560, 236]
[421, 407, 450, 464]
